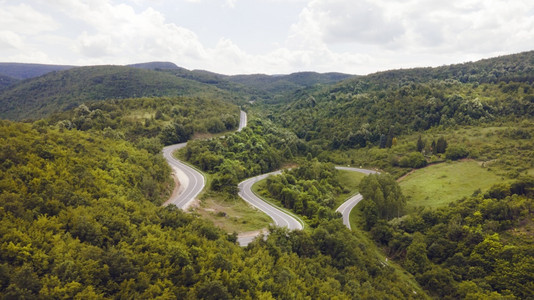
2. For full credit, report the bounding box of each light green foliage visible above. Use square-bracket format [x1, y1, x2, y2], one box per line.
[0, 120, 426, 299]
[48, 96, 240, 147]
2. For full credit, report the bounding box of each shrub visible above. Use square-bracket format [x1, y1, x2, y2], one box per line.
[445, 146, 469, 160]
[399, 152, 427, 168]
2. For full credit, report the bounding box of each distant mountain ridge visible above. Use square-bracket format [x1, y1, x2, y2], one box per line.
[127, 61, 182, 70]
[0, 65, 235, 120]
[0, 74, 19, 90]
[0, 62, 75, 80]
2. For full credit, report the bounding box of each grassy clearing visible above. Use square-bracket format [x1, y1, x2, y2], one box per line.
[334, 170, 366, 207]
[193, 196, 272, 233]
[399, 160, 504, 209]
[171, 149, 272, 233]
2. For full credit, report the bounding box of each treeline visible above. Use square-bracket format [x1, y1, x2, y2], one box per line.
[359, 176, 534, 299]
[47, 96, 240, 152]
[183, 118, 307, 195]
[0, 120, 425, 298]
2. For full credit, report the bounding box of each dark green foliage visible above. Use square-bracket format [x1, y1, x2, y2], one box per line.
[262, 160, 342, 225]
[359, 173, 406, 222]
[0, 62, 74, 79]
[48, 96, 239, 148]
[416, 135, 425, 152]
[159, 122, 193, 145]
[127, 61, 181, 70]
[436, 136, 448, 154]
[365, 178, 534, 299]
[0, 74, 19, 90]
[184, 118, 305, 194]
[227, 71, 352, 101]
[445, 145, 469, 160]
[399, 152, 427, 168]
[262, 51, 534, 151]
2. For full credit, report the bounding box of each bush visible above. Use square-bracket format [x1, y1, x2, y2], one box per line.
[445, 146, 469, 160]
[399, 152, 427, 168]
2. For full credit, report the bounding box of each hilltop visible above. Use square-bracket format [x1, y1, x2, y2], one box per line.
[0, 60, 353, 120]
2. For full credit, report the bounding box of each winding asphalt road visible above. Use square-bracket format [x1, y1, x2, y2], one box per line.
[163, 110, 377, 245]
[236, 166, 377, 242]
[238, 171, 304, 230]
[335, 167, 379, 229]
[163, 110, 247, 210]
[238, 110, 247, 132]
[162, 143, 205, 209]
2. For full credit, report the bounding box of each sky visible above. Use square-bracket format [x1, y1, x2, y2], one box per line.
[1, 0, 534, 75]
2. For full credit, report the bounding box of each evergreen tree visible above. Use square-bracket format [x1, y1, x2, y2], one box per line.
[416, 135, 425, 152]
[436, 137, 447, 154]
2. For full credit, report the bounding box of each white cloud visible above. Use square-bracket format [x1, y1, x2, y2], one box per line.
[282, 0, 534, 73]
[0, 3, 59, 35]
[39, 1, 209, 65]
[0, 0, 533, 74]
[0, 30, 24, 50]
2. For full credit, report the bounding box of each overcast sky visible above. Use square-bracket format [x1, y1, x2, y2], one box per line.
[1, 0, 534, 75]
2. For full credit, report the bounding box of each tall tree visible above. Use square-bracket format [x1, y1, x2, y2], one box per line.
[436, 137, 447, 154]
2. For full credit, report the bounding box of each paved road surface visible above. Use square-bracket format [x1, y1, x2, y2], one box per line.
[238, 171, 303, 231]
[335, 167, 379, 229]
[238, 110, 247, 131]
[162, 110, 246, 209]
[162, 143, 205, 209]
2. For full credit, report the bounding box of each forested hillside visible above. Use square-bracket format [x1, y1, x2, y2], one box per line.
[0, 75, 18, 91]
[47, 96, 240, 151]
[0, 65, 242, 120]
[227, 71, 353, 99]
[359, 175, 534, 298]
[0, 121, 425, 299]
[249, 51, 534, 298]
[265, 51, 534, 149]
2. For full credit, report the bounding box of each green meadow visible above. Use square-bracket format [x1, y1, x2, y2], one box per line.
[399, 160, 504, 209]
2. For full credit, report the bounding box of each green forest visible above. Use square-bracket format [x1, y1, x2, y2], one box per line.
[1, 51, 533, 298]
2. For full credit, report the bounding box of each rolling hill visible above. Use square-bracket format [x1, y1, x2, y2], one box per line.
[0, 62, 356, 120]
[264, 50, 534, 147]
[127, 61, 182, 70]
[0, 65, 238, 120]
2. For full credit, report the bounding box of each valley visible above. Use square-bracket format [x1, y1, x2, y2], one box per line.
[0, 51, 533, 299]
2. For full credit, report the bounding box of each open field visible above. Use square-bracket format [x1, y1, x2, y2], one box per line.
[399, 160, 504, 209]
[193, 197, 272, 233]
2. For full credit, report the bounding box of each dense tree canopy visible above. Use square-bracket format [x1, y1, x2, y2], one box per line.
[0, 121, 425, 298]
[366, 177, 534, 299]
